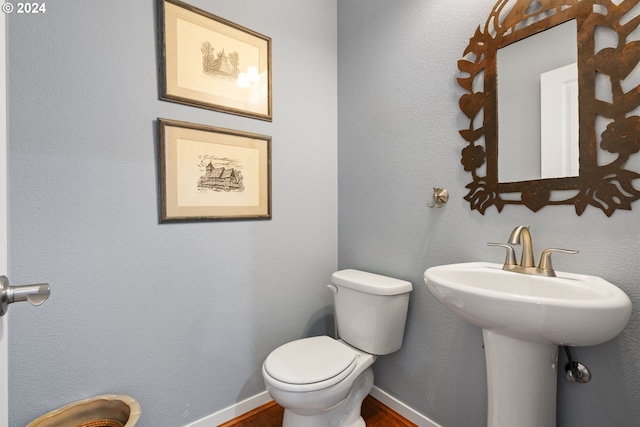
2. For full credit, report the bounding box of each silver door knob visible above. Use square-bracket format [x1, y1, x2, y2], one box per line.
[0, 275, 50, 316]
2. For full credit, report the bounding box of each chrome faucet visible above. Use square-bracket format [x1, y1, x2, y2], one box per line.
[488, 225, 578, 277]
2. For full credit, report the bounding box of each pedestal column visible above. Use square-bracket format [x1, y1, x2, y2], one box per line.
[483, 330, 558, 427]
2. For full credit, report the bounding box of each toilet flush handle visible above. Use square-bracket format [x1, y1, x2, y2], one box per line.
[327, 284, 338, 294]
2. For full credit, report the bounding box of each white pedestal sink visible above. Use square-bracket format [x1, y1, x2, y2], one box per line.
[424, 262, 632, 427]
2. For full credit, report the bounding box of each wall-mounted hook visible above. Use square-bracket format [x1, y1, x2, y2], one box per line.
[427, 187, 449, 208]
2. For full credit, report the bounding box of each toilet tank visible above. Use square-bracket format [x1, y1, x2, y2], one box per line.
[331, 269, 412, 355]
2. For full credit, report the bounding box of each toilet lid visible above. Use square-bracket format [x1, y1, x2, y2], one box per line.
[264, 336, 357, 385]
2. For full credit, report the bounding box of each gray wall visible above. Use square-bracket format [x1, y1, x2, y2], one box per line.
[338, 1, 640, 427]
[8, 1, 337, 426]
[8, 1, 640, 426]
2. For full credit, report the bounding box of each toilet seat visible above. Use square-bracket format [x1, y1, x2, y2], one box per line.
[263, 336, 358, 392]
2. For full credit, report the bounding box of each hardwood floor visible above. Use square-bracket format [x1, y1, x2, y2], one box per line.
[218, 395, 418, 427]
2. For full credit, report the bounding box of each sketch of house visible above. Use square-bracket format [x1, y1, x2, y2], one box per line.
[198, 161, 244, 192]
[201, 43, 240, 78]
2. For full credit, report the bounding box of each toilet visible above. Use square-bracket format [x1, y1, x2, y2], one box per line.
[262, 269, 412, 427]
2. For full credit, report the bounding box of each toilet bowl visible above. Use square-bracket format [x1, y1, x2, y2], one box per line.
[263, 336, 375, 427]
[262, 269, 412, 427]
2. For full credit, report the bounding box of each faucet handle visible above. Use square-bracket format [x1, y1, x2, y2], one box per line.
[488, 243, 517, 267]
[538, 248, 579, 272]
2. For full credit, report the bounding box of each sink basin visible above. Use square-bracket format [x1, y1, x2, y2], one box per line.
[424, 262, 632, 346]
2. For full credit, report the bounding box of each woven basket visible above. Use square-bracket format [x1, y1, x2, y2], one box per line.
[77, 421, 124, 427]
[26, 395, 141, 427]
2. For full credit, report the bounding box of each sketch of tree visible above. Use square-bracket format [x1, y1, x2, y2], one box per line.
[227, 51, 240, 77]
[201, 41, 216, 74]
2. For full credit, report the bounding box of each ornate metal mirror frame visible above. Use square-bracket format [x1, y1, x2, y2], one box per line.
[459, 0, 640, 216]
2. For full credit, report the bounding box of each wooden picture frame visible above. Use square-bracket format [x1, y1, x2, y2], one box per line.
[158, 0, 272, 121]
[157, 119, 271, 222]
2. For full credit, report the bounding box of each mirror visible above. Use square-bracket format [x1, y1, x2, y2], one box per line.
[458, 0, 640, 216]
[498, 19, 578, 182]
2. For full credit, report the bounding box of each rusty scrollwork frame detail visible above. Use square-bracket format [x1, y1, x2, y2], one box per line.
[458, 0, 640, 216]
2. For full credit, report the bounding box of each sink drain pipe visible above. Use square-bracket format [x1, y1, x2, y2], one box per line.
[563, 346, 591, 383]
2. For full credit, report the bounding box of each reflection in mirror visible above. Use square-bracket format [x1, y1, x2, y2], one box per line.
[457, 0, 640, 216]
[497, 20, 578, 183]
[540, 62, 579, 179]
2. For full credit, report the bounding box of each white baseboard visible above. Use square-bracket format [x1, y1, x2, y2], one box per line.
[369, 386, 442, 427]
[183, 391, 273, 427]
[183, 386, 442, 427]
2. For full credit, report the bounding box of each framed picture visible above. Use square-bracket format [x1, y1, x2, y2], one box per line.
[158, 0, 272, 121]
[157, 118, 271, 222]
